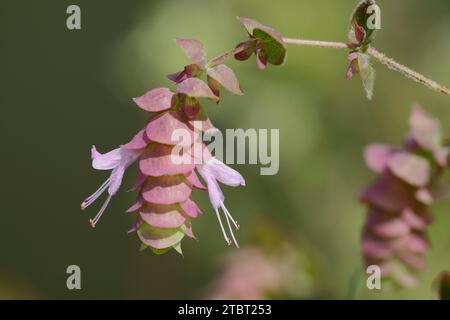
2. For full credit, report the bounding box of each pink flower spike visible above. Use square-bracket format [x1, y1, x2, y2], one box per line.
[82, 146, 142, 227]
[197, 157, 245, 248]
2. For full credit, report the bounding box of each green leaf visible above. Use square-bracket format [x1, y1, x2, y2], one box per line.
[207, 75, 221, 98]
[137, 224, 185, 250]
[357, 53, 375, 100]
[237, 17, 287, 66]
[173, 242, 183, 255]
[253, 29, 286, 65]
[149, 246, 173, 255]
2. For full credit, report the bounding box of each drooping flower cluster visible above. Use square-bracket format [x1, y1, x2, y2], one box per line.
[80, 38, 254, 254]
[81, 18, 287, 254]
[361, 106, 450, 286]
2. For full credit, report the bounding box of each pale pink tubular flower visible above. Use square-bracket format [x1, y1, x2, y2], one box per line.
[197, 157, 245, 248]
[81, 145, 142, 227]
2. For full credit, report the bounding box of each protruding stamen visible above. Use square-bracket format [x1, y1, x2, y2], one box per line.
[89, 194, 112, 228]
[223, 208, 239, 248]
[81, 177, 111, 210]
[221, 203, 240, 230]
[215, 208, 231, 245]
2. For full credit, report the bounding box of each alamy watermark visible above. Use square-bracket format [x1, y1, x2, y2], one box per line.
[366, 265, 381, 290]
[366, 3, 381, 30]
[66, 5, 81, 30]
[171, 122, 279, 175]
[66, 265, 81, 290]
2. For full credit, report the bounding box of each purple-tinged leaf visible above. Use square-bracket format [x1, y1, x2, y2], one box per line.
[207, 64, 243, 96]
[400, 234, 429, 254]
[139, 143, 195, 177]
[186, 170, 206, 190]
[416, 179, 450, 204]
[387, 153, 430, 187]
[364, 144, 399, 173]
[180, 198, 203, 218]
[181, 222, 196, 239]
[140, 203, 186, 229]
[175, 38, 206, 69]
[354, 22, 366, 43]
[256, 47, 267, 70]
[362, 233, 393, 259]
[344, 52, 359, 80]
[167, 64, 203, 84]
[234, 40, 256, 61]
[409, 106, 442, 151]
[177, 78, 219, 102]
[133, 87, 174, 112]
[187, 105, 216, 133]
[402, 208, 432, 231]
[141, 175, 192, 205]
[122, 129, 151, 150]
[127, 216, 143, 234]
[360, 173, 415, 212]
[146, 111, 195, 146]
[167, 70, 188, 84]
[126, 195, 144, 213]
[366, 207, 410, 238]
[433, 147, 450, 167]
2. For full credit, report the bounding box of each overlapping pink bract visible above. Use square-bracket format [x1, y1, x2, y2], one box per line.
[361, 106, 450, 286]
[82, 39, 246, 254]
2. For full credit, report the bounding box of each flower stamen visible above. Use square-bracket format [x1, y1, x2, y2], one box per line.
[221, 203, 240, 230]
[81, 177, 111, 210]
[215, 208, 231, 245]
[89, 194, 113, 228]
[223, 207, 239, 248]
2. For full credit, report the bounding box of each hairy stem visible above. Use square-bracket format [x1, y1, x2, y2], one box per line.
[282, 37, 355, 49]
[282, 36, 450, 97]
[366, 47, 450, 96]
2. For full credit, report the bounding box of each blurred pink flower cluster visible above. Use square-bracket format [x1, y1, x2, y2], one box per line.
[207, 235, 317, 300]
[361, 106, 450, 286]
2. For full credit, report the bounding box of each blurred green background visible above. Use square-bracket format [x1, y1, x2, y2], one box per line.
[2, 0, 450, 299]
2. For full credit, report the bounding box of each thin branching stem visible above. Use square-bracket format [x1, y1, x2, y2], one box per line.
[206, 34, 450, 97]
[283, 37, 356, 50]
[283, 36, 450, 97]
